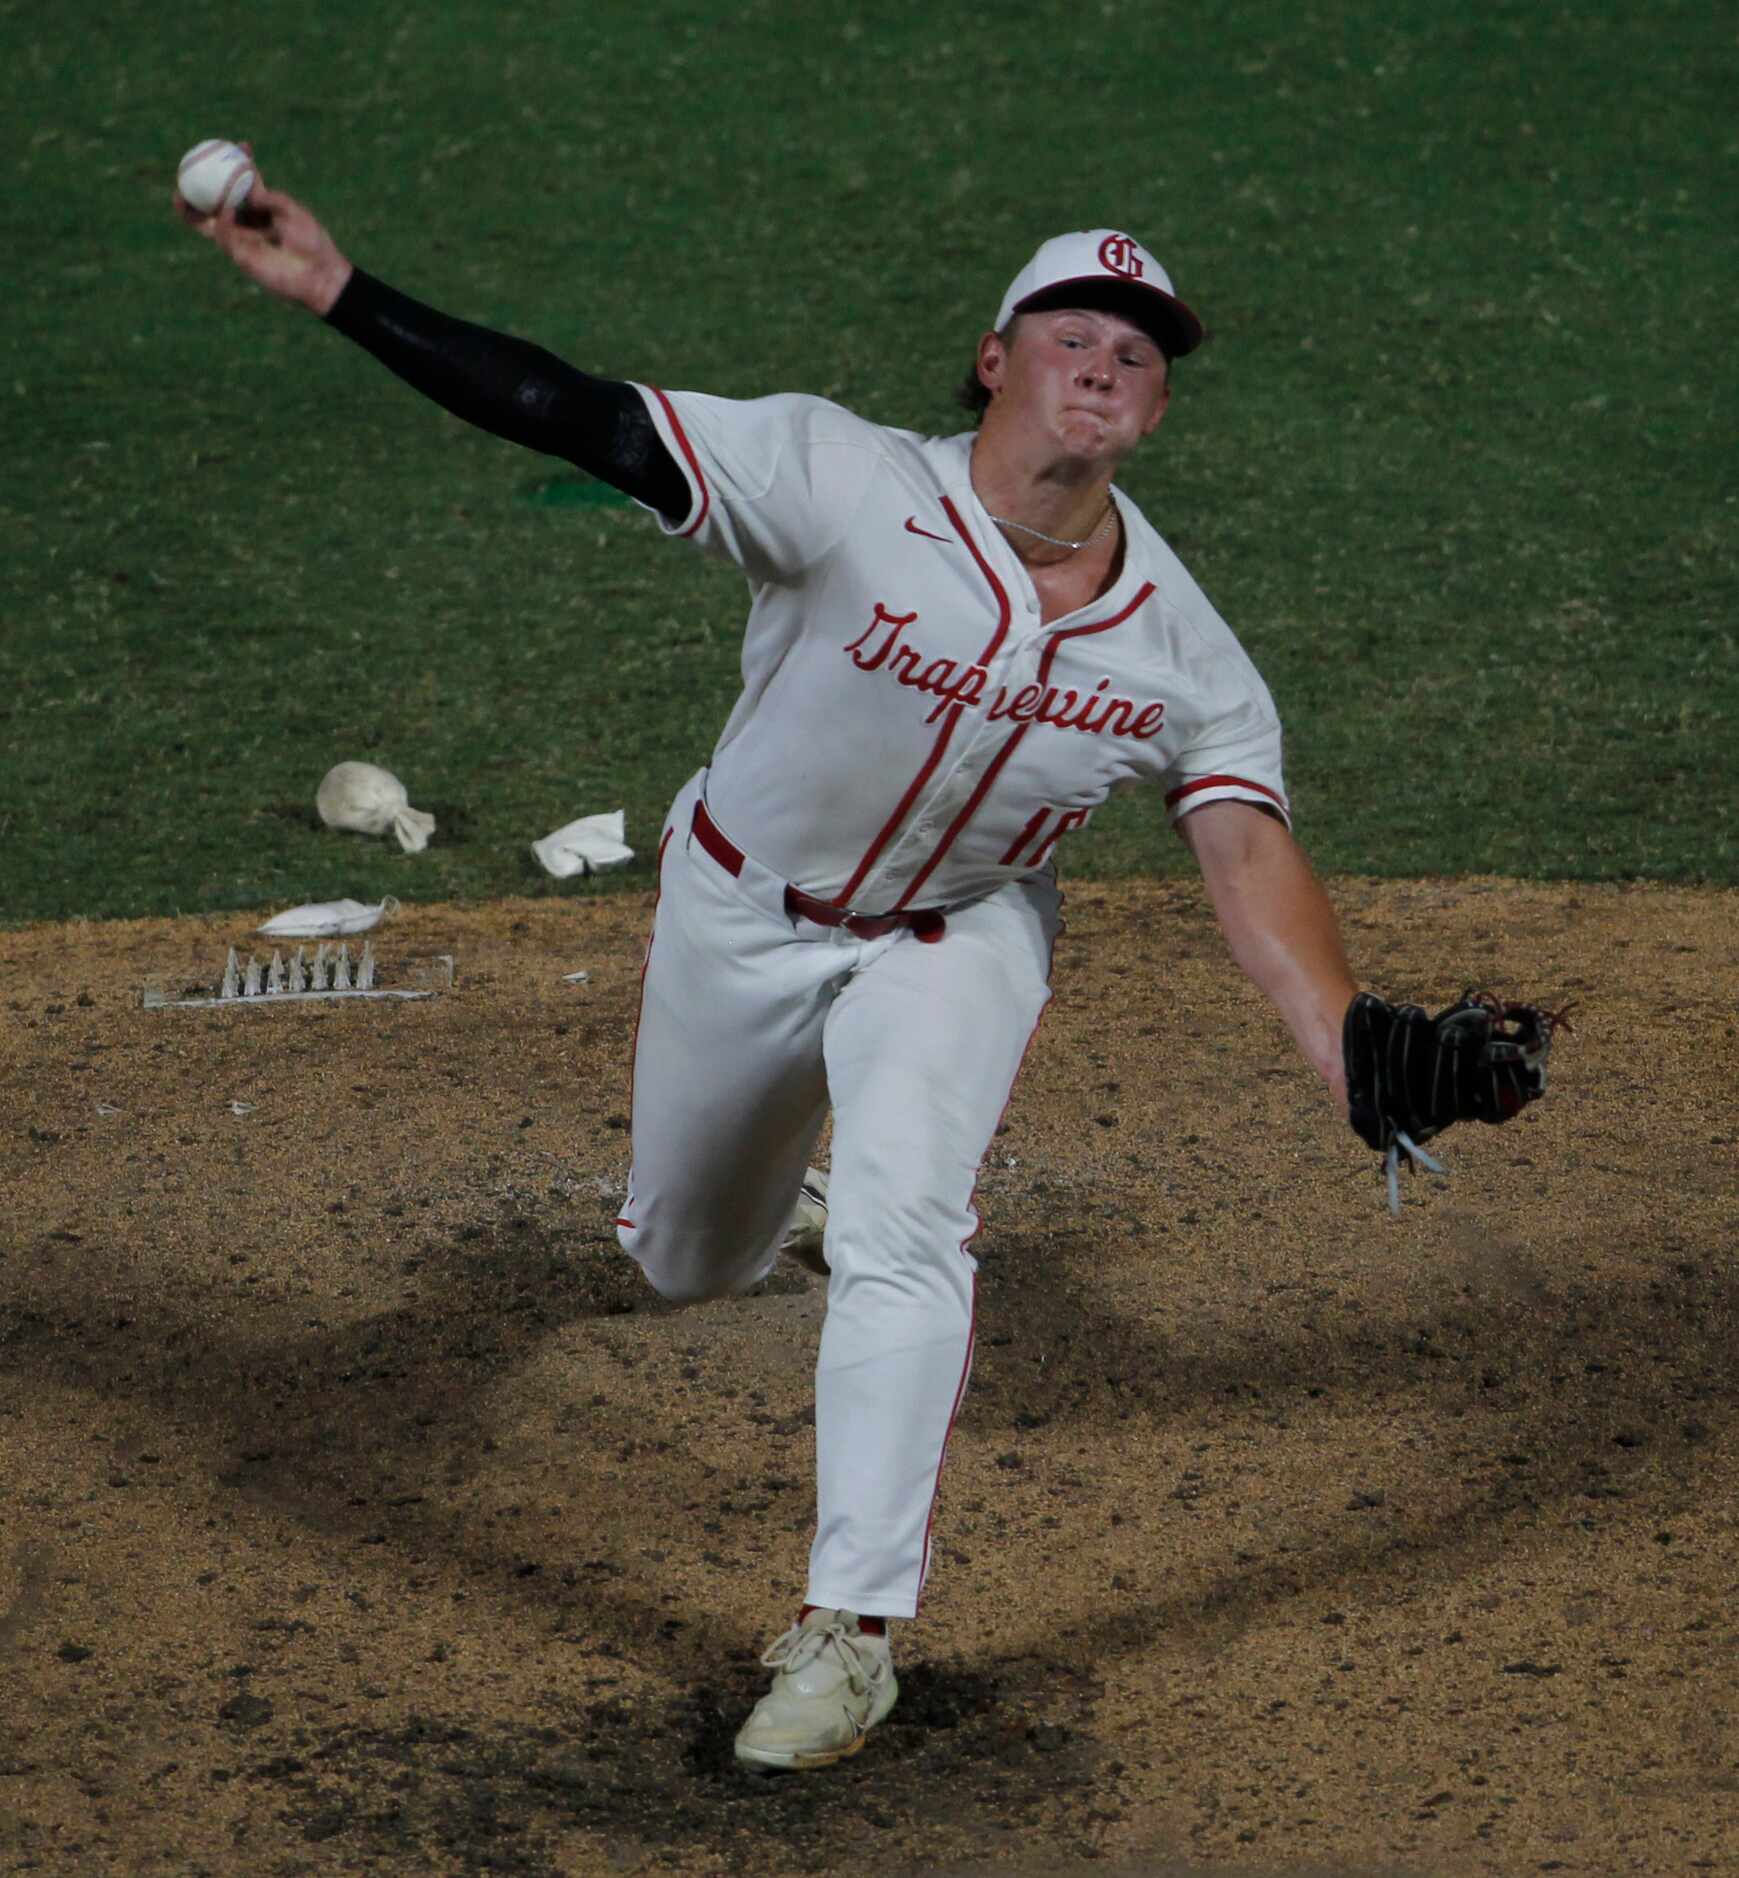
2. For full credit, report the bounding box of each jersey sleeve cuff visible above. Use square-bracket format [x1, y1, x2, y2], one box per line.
[632, 383, 710, 538]
[1165, 774, 1292, 828]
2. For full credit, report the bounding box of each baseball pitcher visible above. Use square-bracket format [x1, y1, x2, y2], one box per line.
[180, 172, 1560, 1771]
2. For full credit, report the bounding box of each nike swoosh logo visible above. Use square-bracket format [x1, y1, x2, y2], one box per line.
[904, 516, 951, 543]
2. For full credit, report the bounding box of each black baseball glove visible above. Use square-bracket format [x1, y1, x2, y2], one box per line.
[1343, 990, 1568, 1211]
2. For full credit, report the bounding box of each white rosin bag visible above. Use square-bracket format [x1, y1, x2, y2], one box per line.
[316, 762, 436, 854]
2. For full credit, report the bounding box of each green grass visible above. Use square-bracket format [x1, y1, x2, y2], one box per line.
[3, 0, 1735, 923]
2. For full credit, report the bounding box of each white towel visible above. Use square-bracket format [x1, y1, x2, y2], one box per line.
[256, 896, 399, 940]
[531, 810, 634, 879]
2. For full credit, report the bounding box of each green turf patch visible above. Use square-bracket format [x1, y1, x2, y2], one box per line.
[3, 0, 1734, 924]
[520, 474, 633, 509]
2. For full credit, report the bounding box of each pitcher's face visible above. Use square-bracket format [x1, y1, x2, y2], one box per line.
[977, 307, 1170, 468]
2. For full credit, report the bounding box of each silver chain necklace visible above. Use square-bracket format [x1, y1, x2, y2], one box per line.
[986, 502, 1115, 554]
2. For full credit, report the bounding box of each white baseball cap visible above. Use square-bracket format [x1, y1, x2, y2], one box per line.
[995, 229, 1204, 359]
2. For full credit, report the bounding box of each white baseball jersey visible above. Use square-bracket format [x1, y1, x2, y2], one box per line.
[620, 381, 1291, 1623]
[635, 386, 1288, 910]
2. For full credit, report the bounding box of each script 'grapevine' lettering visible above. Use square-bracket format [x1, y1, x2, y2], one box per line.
[843, 604, 1165, 741]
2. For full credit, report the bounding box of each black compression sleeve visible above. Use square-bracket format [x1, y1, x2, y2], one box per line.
[322, 268, 691, 522]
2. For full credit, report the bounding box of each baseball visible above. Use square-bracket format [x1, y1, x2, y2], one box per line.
[176, 139, 255, 216]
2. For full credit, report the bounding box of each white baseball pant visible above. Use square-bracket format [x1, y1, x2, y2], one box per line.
[616, 768, 1058, 1617]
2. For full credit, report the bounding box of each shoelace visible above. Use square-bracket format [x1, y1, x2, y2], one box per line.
[1386, 1130, 1447, 1217]
[761, 1619, 876, 1694]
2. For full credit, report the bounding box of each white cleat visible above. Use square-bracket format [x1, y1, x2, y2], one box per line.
[734, 1607, 897, 1772]
[778, 1166, 830, 1277]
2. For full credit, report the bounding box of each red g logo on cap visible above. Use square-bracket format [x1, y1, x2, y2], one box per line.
[1097, 234, 1145, 280]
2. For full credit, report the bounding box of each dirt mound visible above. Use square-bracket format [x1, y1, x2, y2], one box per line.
[2, 878, 1734, 1875]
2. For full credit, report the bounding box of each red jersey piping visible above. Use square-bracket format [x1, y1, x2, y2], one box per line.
[893, 581, 1156, 908]
[940, 498, 1015, 665]
[831, 500, 1012, 907]
[1036, 581, 1154, 682]
[892, 724, 1031, 910]
[1165, 773, 1289, 815]
[646, 386, 710, 540]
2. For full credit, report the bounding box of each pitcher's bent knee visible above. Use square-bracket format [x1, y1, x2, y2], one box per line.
[615, 1219, 765, 1305]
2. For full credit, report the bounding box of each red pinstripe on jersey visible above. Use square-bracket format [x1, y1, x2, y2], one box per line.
[890, 582, 1156, 910]
[1033, 581, 1155, 683]
[829, 700, 964, 908]
[829, 500, 1013, 908]
[646, 387, 711, 540]
[891, 724, 1032, 910]
[939, 497, 1014, 657]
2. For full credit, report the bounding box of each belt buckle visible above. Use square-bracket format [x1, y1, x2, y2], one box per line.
[843, 909, 944, 943]
[783, 883, 945, 944]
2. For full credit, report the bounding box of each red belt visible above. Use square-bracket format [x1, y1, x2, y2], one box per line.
[691, 800, 946, 943]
